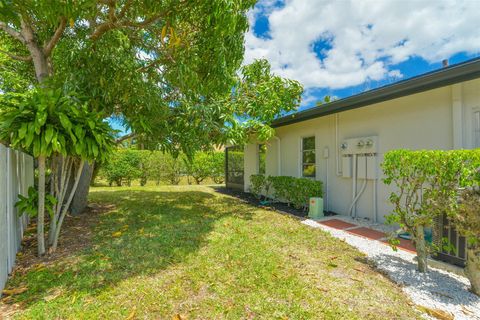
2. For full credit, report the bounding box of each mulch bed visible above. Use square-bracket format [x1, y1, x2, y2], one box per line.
[214, 186, 336, 219]
[10, 204, 112, 275]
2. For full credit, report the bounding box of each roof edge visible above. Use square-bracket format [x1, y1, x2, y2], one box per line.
[272, 57, 480, 128]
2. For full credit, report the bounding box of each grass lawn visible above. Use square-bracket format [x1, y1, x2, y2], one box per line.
[2, 185, 420, 319]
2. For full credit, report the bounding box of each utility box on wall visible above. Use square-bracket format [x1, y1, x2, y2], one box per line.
[308, 197, 324, 219]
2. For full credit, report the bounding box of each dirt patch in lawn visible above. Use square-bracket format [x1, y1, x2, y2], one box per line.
[0, 203, 112, 318]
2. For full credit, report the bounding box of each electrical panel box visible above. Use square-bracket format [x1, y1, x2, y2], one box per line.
[366, 155, 377, 179]
[357, 155, 377, 180]
[342, 156, 352, 178]
[340, 136, 378, 155]
[357, 155, 367, 179]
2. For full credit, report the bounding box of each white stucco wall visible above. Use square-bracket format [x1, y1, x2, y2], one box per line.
[243, 79, 480, 223]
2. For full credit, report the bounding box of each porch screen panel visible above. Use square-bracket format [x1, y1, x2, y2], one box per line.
[226, 146, 244, 185]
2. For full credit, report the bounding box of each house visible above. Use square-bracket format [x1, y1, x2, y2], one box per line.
[226, 57, 480, 265]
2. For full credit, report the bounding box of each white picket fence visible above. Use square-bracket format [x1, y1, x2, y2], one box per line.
[0, 144, 34, 293]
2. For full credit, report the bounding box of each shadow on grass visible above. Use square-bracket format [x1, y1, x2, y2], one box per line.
[7, 189, 254, 308]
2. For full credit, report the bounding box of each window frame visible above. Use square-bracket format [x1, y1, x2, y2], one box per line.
[301, 136, 316, 178]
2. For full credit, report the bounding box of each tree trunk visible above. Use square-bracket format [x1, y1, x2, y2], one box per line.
[415, 225, 428, 272]
[70, 162, 94, 215]
[52, 160, 85, 251]
[37, 155, 46, 256]
[90, 161, 100, 186]
[465, 246, 480, 296]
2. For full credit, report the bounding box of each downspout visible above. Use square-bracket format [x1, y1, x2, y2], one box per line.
[273, 136, 281, 176]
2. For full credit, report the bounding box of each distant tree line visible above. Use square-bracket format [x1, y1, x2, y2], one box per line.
[97, 149, 225, 186]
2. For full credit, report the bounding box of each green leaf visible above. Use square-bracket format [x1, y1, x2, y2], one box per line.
[45, 125, 54, 144]
[18, 123, 27, 139]
[58, 113, 72, 131]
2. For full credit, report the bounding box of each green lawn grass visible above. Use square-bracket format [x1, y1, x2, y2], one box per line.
[3, 185, 420, 319]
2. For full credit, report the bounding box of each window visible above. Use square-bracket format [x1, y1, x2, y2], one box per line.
[258, 144, 266, 175]
[302, 136, 316, 177]
[474, 110, 480, 148]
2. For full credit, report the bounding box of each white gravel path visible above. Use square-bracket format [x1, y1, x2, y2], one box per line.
[301, 218, 480, 320]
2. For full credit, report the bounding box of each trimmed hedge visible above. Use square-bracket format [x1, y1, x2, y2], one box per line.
[250, 174, 323, 210]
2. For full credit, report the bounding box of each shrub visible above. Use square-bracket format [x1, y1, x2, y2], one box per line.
[103, 150, 142, 186]
[250, 174, 265, 199]
[160, 155, 184, 185]
[253, 175, 323, 210]
[455, 187, 480, 295]
[382, 149, 480, 275]
[211, 152, 225, 184]
[187, 152, 215, 184]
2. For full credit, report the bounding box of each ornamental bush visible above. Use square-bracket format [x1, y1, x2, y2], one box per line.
[382, 149, 480, 280]
[250, 175, 323, 210]
[250, 174, 265, 199]
[103, 150, 142, 186]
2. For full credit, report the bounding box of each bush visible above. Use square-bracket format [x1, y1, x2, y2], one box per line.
[103, 150, 142, 186]
[250, 175, 323, 210]
[161, 155, 185, 185]
[250, 174, 265, 199]
[382, 149, 480, 276]
[99, 149, 225, 186]
[184, 151, 225, 185]
[211, 152, 225, 184]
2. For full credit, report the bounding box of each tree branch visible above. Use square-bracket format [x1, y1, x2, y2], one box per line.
[44, 17, 67, 56]
[120, 14, 162, 28]
[90, 2, 164, 42]
[0, 48, 32, 61]
[117, 0, 133, 19]
[0, 21, 25, 44]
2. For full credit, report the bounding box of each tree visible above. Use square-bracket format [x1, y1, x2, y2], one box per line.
[0, 0, 257, 212]
[382, 150, 440, 272]
[0, 87, 112, 254]
[1, 2, 303, 215]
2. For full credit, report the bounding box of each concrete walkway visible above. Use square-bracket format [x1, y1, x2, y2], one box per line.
[317, 217, 416, 253]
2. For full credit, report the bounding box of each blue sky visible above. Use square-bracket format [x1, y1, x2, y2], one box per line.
[244, 0, 480, 111]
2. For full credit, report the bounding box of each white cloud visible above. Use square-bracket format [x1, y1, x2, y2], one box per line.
[245, 0, 480, 89]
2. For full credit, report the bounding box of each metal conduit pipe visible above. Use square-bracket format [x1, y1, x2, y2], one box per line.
[349, 155, 368, 218]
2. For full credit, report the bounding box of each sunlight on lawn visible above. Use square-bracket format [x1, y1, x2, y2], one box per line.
[4, 185, 420, 320]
